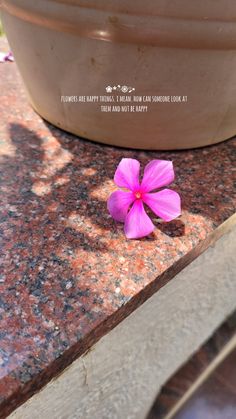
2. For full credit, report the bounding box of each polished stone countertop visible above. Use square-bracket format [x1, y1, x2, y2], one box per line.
[0, 37, 236, 417]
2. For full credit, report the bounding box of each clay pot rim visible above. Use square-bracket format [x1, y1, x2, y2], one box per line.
[2, 0, 236, 49]
[14, 0, 236, 22]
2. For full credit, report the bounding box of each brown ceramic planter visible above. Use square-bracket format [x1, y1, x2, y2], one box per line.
[1, 0, 236, 149]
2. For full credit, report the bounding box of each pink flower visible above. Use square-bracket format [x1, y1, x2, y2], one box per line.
[0, 51, 14, 63]
[107, 158, 181, 239]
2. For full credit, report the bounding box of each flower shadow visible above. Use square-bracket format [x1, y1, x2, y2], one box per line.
[156, 219, 185, 238]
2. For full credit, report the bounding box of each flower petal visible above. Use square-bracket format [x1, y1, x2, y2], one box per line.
[5, 52, 14, 62]
[0, 52, 6, 63]
[107, 190, 135, 222]
[114, 158, 140, 191]
[0, 51, 14, 63]
[124, 199, 155, 239]
[143, 189, 181, 222]
[141, 160, 175, 192]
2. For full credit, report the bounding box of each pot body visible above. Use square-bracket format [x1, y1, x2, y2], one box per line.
[1, 0, 236, 149]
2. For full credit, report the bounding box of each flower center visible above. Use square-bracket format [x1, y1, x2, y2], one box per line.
[135, 191, 142, 199]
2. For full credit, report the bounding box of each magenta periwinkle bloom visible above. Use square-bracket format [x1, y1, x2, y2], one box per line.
[108, 158, 181, 239]
[0, 51, 14, 63]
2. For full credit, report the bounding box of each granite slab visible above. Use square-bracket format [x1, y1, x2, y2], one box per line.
[0, 37, 236, 417]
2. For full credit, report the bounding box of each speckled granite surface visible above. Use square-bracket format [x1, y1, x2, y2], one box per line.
[0, 37, 236, 417]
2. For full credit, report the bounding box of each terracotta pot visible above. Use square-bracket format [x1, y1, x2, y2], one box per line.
[1, 0, 236, 149]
